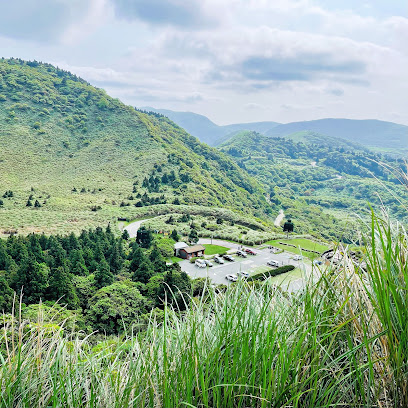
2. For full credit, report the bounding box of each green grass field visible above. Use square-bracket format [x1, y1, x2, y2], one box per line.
[203, 244, 229, 255]
[265, 238, 329, 260]
[168, 256, 183, 263]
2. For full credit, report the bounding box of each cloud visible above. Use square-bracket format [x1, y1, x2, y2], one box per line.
[327, 88, 345, 96]
[0, 0, 106, 44]
[156, 26, 380, 91]
[110, 0, 217, 28]
[0, 0, 67, 42]
[240, 55, 365, 82]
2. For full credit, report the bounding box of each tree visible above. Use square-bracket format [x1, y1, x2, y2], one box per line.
[171, 229, 179, 242]
[11, 258, 49, 305]
[121, 229, 130, 241]
[34, 199, 41, 208]
[72, 274, 96, 311]
[94, 259, 114, 289]
[87, 280, 148, 334]
[47, 266, 79, 309]
[0, 276, 13, 312]
[26, 199, 32, 207]
[132, 261, 153, 284]
[155, 270, 192, 310]
[70, 249, 89, 276]
[283, 219, 294, 238]
[136, 227, 153, 249]
[149, 246, 166, 273]
[188, 228, 199, 244]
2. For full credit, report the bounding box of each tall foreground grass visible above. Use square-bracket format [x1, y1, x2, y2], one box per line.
[1, 215, 408, 407]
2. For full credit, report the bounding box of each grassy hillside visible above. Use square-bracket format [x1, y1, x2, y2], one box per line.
[0, 58, 272, 235]
[219, 130, 407, 241]
[265, 118, 408, 154]
[142, 106, 280, 146]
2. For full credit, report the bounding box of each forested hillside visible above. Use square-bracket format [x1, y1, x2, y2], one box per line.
[0, 224, 195, 334]
[219, 130, 407, 241]
[0, 58, 272, 235]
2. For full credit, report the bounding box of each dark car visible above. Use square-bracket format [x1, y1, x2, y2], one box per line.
[223, 254, 235, 262]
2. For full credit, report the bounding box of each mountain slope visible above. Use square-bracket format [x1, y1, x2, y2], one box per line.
[265, 118, 408, 153]
[142, 107, 280, 146]
[219, 130, 407, 241]
[0, 58, 272, 234]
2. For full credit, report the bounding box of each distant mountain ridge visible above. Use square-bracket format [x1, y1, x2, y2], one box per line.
[143, 108, 408, 154]
[265, 119, 408, 153]
[141, 107, 280, 146]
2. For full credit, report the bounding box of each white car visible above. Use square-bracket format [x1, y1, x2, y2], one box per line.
[214, 255, 225, 264]
[226, 274, 238, 282]
[195, 259, 206, 268]
[237, 271, 250, 278]
[204, 259, 213, 267]
[293, 255, 303, 261]
[267, 260, 280, 267]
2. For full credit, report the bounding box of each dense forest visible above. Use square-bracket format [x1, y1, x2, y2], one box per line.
[0, 226, 194, 334]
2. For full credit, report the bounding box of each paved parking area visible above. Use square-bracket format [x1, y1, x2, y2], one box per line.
[180, 245, 311, 288]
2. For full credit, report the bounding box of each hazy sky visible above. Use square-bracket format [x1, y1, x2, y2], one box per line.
[0, 0, 407, 125]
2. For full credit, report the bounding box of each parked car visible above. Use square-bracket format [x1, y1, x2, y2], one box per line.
[267, 260, 280, 267]
[223, 254, 235, 262]
[237, 271, 250, 278]
[214, 255, 225, 264]
[204, 259, 213, 267]
[244, 248, 257, 255]
[236, 250, 247, 258]
[293, 255, 303, 261]
[313, 260, 323, 265]
[226, 274, 238, 282]
[195, 259, 206, 268]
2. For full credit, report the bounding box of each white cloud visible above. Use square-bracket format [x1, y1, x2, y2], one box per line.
[1, 0, 407, 125]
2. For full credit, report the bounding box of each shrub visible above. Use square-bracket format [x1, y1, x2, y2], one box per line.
[247, 265, 295, 282]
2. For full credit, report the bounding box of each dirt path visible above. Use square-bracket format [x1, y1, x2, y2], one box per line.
[274, 209, 285, 227]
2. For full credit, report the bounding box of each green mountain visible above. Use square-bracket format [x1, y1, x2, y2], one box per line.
[219, 130, 407, 241]
[0, 58, 272, 235]
[265, 118, 408, 155]
[142, 107, 280, 146]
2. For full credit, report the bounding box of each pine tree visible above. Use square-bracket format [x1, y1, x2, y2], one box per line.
[11, 257, 48, 304]
[131, 261, 153, 284]
[188, 228, 199, 244]
[171, 229, 179, 242]
[121, 229, 130, 240]
[149, 246, 166, 273]
[47, 266, 79, 309]
[0, 276, 13, 312]
[94, 259, 114, 289]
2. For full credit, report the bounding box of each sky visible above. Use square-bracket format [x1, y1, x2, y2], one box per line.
[0, 0, 407, 125]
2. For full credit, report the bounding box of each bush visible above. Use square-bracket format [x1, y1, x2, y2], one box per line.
[247, 265, 295, 282]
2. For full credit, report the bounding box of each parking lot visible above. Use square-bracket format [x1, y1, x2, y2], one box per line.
[180, 243, 312, 289]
